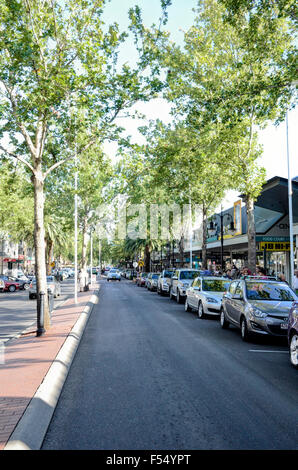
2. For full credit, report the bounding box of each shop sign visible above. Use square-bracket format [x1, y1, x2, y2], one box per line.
[259, 241, 295, 252]
[207, 236, 218, 242]
[256, 236, 290, 242]
[234, 200, 242, 236]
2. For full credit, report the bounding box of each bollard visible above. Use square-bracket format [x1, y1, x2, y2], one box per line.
[36, 291, 45, 337]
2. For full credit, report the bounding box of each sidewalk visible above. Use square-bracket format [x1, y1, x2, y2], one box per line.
[0, 283, 100, 450]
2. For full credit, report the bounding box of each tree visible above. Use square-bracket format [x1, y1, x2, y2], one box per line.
[0, 0, 171, 330]
[137, 121, 233, 269]
[160, 0, 296, 272]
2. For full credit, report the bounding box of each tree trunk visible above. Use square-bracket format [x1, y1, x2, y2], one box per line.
[179, 235, 184, 267]
[34, 170, 50, 329]
[144, 244, 150, 272]
[201, 205, 208, 270]
[246, 195, 256, 274]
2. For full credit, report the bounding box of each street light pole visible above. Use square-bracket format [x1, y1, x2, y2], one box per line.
[286, 111, 295, 289]
[208, 207, 235, 273]
[74, 142, 78, 304]
[220, 207, 224, 272]
[90, 229, 93, 287]
[189, 197, 193, 268]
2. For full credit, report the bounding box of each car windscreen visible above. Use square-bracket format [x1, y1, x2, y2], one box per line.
[202, 279, 231, 292]
[180, 271, 201, 280]
[152, 274, 159, 279]
[141, 273, 148, 277]
[246, 282, 295, 301]
[163, 271, 173, 278]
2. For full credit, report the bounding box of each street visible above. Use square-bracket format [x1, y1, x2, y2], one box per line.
[0, 279, 75, 344]
[41, 277, 298, 450]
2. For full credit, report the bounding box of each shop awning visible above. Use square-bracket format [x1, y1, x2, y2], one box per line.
[253, 176, 298, 223]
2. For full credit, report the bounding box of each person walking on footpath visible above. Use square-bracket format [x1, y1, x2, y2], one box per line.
[294, 270, 298, 295]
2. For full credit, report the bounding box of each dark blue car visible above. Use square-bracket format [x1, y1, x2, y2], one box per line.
[288, 301, 298, 369]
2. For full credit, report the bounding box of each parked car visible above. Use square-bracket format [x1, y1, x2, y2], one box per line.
[107, 269, 121, 282]
[288, 301, 298, 369]
[157, 269, 175, 296]
[0, 275, 21, 292]
[12, 276, 31, 290]
[185, 276, 232, 318]
[169, 269, 202, 303]
[29, 276, 61, 299]
[136, 272, 149, 287]
[146, 273, 160, 291]
[220, 278, 298, 341]
[0, 277, 5, 292]
[145, 273, 152, 289]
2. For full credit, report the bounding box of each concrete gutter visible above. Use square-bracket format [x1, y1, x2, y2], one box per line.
[4, 290, 99, 450]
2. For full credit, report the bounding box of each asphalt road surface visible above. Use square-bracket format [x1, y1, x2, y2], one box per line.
[0, 278, 75, 344]
[42, 277, 298, 450]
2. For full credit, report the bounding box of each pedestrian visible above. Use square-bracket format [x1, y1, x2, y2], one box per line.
[294, 270, 298, 295]
[224, 269, 233, 279]
[78, 270, 85, 292]
[278, 273, 288, 285]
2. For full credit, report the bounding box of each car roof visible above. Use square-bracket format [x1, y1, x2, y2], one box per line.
[176, 268, 201, 271]
[199, 276, 231, 281]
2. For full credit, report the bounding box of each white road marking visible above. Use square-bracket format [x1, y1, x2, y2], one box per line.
[249, 350, 288, 353]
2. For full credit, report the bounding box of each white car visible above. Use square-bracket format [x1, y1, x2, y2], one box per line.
[185, 276, 232, 318]
[107, 269, 121, 282]
[29, 276, 61, 299]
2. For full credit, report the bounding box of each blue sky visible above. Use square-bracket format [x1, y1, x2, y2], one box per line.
[102, 0, 298, 208]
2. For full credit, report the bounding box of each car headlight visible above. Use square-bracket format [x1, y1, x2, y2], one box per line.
[248, 305, 267, 318]
[206, 297, 219, 303]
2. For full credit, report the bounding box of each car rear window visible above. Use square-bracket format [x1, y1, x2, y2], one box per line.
[246, 282, 295, 301]
[180, 271, 201, 280]
[202, 279, 231, 292]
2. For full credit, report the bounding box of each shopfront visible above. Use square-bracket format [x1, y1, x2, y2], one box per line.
[185, 176, 298, 281]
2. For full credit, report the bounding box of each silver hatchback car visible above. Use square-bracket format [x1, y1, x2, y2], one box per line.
[185, 277, 232, 318]
[221, 278, 298, 341]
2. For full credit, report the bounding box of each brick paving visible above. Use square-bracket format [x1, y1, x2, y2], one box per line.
[0, 285, 99, 450]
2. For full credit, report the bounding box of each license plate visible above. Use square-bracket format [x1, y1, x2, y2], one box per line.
[280, 322, 288, 330]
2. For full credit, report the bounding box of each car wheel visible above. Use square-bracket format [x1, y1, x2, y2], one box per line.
[240, 317, 251, 342]
[185, 299, 192, 312]
[220, 308, 229, 329]
[177, 290, 182, 303]
[169, 288, 173, 300]
[198, 301, 205, 319]
[8, 285, 16, 292]
[289, 333, 298, 369]
[23, 283, 30, 290]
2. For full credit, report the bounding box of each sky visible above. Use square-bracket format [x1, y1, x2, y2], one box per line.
[102, 0, 298, 210]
